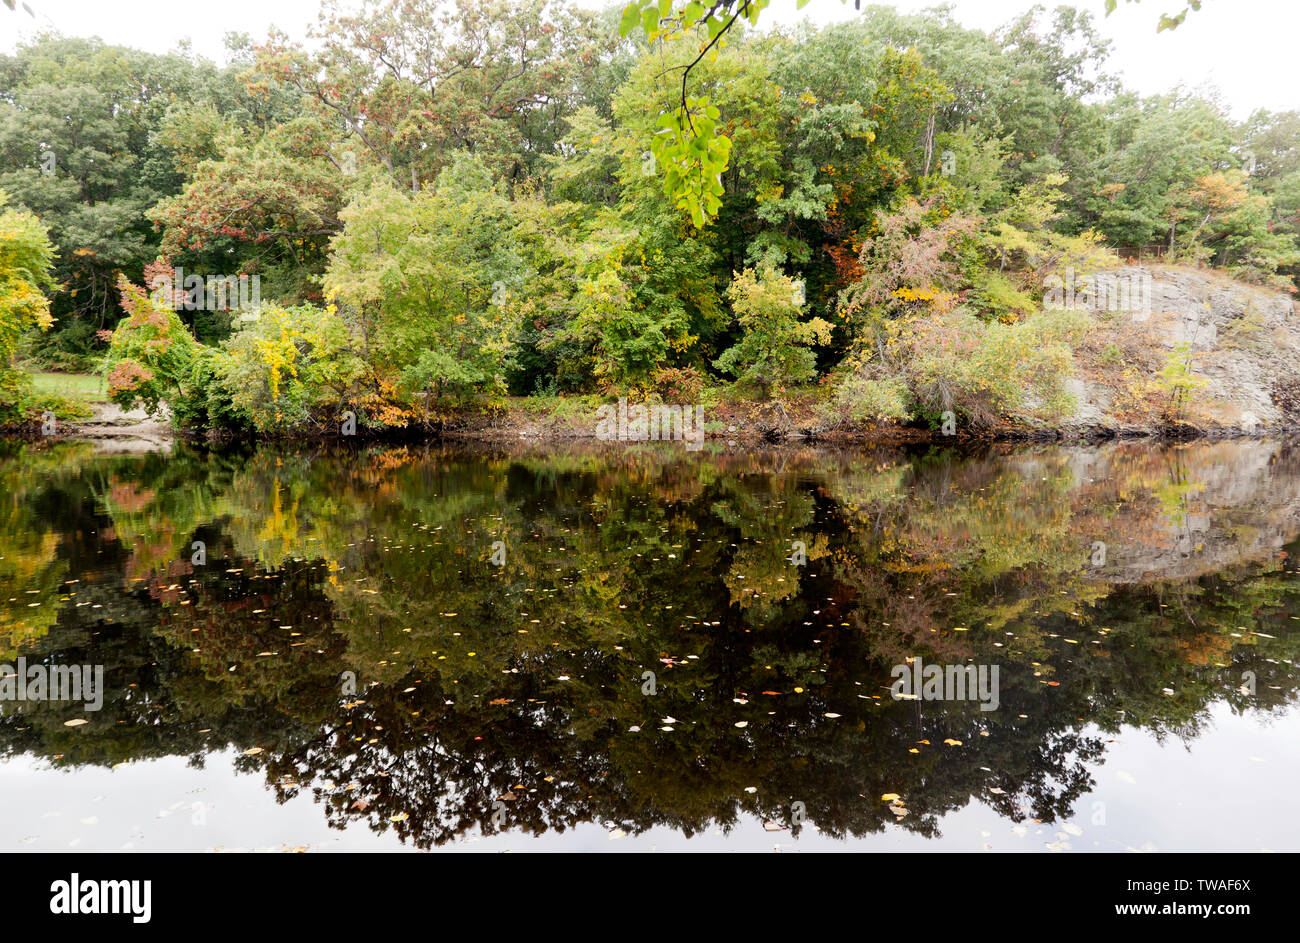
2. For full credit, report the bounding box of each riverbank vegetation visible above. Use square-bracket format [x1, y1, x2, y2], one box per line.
[2, 1, 1298, 436]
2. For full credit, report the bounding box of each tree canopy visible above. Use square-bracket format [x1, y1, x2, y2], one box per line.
[0, 0, 1293, 432]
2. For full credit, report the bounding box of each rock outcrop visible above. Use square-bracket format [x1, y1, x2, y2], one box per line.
[1059, 265, 1298, 437]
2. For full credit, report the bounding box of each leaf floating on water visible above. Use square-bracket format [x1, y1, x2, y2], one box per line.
[881, 793, 900, 802]
[389, 812, 409, 822]
[63, 719, 88, 727]
[734, 721, 748, 728]
[823, 712, 841, 719]
[943, 738, 962, 746]
[242, 747, 264, 756]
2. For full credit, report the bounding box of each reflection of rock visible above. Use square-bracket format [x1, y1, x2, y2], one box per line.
[1077, 439, 1300, 584]
[67, 403, 173, 454]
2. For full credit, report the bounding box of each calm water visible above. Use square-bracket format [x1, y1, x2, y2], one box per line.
[1, 437, 1298, 852]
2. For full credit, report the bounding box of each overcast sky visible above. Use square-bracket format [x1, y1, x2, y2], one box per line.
[2, 0, 1295, 118]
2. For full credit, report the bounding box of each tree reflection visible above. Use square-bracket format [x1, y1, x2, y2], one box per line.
[1, 438, 1298, 847]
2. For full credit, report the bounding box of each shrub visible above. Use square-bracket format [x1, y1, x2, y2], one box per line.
[650, 366, 706, 403]
[899, 307, 1088, 428]
[714, 266, 832, 399]
[167, 346, 250, 433]
[103, 276, 201, 415]
[1155, 342, 1208, 423]
[0, 369, 33, 426]
[211, 305, 363, 434]
[0, 194, 55, 422]
[827, 371, 911, 424]
[829, 306, 1090, 431]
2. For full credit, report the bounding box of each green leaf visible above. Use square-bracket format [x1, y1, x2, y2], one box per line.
[619, 4, 640, 36]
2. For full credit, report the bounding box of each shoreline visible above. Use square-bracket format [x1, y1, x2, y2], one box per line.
[3, 412, 1295, 450]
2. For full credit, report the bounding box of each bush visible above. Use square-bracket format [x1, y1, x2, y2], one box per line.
[900, 307, 1088, 428]
[167, 346, 250, 433]
[103, 276, 201, 416]
[0, 194, 55, 421]
[714, 266, 832, 399]
[0, 369, 33, 426]
[829, 306, 1090, 431]
[827, 372, 911, 424]
[650, 366, 706, 403]
[210, 305, 363, 434]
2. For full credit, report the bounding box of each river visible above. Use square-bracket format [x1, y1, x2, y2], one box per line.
[1, 437, 1297, 851]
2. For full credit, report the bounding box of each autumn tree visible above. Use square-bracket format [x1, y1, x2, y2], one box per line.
[0, 192, 55, 420]
[714, 265, 831, 398]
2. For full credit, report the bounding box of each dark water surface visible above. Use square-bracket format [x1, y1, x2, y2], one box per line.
[1, 437, 1298, 852]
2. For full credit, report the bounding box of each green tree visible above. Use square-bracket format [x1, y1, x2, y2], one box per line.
[0, 191, 55, 421]
[323, 154, 521, 418]
[714, 265, 830, 398]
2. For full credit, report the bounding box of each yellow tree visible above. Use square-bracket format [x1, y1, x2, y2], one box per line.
[0, 192, 55, 421]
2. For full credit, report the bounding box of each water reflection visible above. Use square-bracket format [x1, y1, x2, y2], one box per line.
[1, 438, 1297, 849]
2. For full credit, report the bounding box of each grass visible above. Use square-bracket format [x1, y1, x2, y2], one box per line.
[26, 371, 108, 404]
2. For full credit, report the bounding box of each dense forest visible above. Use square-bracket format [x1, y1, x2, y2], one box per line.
[1, 0, 1297, 434]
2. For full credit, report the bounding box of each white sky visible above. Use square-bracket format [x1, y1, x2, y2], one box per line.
[1, 0, 1295, 118]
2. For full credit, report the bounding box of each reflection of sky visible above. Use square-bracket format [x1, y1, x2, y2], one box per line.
[3, 701, 1295, 853]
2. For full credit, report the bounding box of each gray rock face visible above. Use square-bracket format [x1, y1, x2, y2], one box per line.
[1058, 266, 1298, 436]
